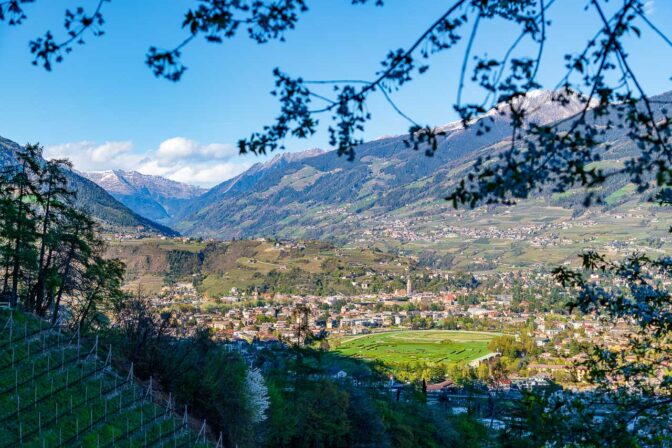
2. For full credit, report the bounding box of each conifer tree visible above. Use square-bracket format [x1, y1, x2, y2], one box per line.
[30, 158, 73, 312]
[0, 143, 125, 328]
[6, 143, 41, 307]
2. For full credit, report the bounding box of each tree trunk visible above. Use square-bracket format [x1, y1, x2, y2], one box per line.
[78, 286, 101, 333]
[37, 247, 55, 316]
[51, 243, 77, 325]
[10, 182, 25, 308]
[34, 186, 53, 312]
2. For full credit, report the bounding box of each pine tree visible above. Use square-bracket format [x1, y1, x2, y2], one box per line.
[0, 142, 125, 327]
[49, 208, 98, 323]
[31, 158, 73, 313]
[71, 257, 125, 332]
[6, 144, 41, 307]
[0, 166, 16, 303]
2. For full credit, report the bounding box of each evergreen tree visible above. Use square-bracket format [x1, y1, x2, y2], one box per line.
[0, 166, 16, 304]
[49, 208, 100, 323]
[0, 143, 125, 328]
[5, 143, 41, 307]
[30, 158, 73, 314]
[71, 256, 125, 332]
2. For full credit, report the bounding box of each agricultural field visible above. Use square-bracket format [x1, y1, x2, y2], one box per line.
[374, 198, 672, 272]
[333, 330, 496, 367]
[106, 238, 410, 298]
[0, 309, 209, 447]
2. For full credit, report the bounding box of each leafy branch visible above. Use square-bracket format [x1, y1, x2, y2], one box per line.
[29, 0, 109, 71]
[0, 0, 34, 25]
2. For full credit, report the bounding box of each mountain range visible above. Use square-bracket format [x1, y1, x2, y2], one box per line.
[0, 137, 176, 236]
[5, 89, 671, 249]
[164, 89, 651, 239]
[81, 170, 206, 224]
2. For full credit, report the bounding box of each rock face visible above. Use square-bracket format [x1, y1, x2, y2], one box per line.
[0, 136, 176, 235]
[82, 170, 206, 223]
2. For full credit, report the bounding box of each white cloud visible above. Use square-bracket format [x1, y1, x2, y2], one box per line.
[156, 137, 198, 160]
[44, 141, 142, 172]
[644, 0, 654, 15]
[90, 141, 135, 163]
[155, 137, 238, 162]
[45, 137, 254, 188]
[168, 163, 250, 186]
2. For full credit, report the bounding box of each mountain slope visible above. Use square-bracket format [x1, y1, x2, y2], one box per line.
[82, 170, 206, 223]
[172, 90, 600, 238]
[0, 309, 203, 445]
[0, 136, 177, 235]
[168, 90, 672, 272]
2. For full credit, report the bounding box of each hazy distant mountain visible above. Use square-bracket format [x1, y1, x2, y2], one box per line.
[82, 170, 206, 223]
[0, 136, 176, 235]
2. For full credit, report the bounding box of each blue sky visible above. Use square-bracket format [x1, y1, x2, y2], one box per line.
[0, 0, 669, 187]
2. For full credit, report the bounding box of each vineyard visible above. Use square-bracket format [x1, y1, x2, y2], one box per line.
[0, 309, 211, 447]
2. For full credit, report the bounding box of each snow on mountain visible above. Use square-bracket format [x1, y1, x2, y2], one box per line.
[82, 170, 206, 223]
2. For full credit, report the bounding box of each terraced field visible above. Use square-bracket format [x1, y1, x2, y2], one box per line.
[0, 309, 209, 447]
[334, 330, 496, 366]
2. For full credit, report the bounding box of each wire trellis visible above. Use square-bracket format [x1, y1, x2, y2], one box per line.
[0, 309, 212, 448]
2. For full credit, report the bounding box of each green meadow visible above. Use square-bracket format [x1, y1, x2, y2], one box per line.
[334, 330, 496, 367]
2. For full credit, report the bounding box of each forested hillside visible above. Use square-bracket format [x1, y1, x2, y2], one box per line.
[0, 137, 175, 235]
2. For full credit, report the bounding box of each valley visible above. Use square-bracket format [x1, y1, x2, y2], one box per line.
[77, 92, 672, 393]
[3, 90, 671, 393]
[3, 1, 671, 444]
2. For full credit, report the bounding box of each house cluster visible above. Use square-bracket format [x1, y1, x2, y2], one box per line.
[143, 264, 650, 391]
[151, 272, 632, 363]
[353, 209, 600, 246]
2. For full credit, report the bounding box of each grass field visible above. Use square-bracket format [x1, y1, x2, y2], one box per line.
[334, 330, 496, 367]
